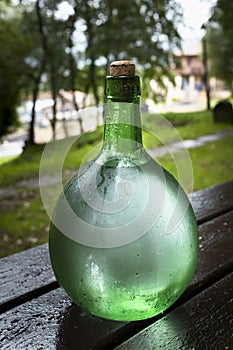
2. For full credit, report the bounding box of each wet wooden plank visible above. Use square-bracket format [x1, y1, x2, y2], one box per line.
[188, 210, 233, 296]
[0, 210, 232, 350]
[0, 244, 57, 312]
[114, 272, 233, 350]
[189, 180, 233, 224]
[1, 181, 232, 310]
[0, 287, 126, 350]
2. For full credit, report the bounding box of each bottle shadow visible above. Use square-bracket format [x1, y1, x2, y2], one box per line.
[55, 303, 126, 350]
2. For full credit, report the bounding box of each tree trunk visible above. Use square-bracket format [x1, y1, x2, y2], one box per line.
[90, 57, 99, 107]
[28, 0, 47, 144]
[89, 58, 100, 127]
[29, 76, 41, 144]
[50, 66, 57, 140]
[202, 37, 211, 110]
[67, 15, 83, 134]
[51, 96, 57, 141]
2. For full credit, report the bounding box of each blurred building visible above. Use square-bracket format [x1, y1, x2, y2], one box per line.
[148, 48, 206, 108]
[173, 51, 205, 94]
[172, 50, 229, 99]
[149, 47, 230, 109]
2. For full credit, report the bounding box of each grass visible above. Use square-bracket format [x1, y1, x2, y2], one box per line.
[0, 109, 233, 258]
[0, 155, 19, 166]
[142, 110, 233, 149]
[158, 135, 233, 192]
[1, 190, 49, 257]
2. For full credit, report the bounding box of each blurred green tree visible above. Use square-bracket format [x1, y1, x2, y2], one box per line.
[37, 0, 70, 140]
[207, 0, 233, 93]
[1, 0, 182, 140]
[20, 0, 71, 143]
[77, 0, 182, 102]
[19, 1, 48, 144]
[0, 7, 29, 138]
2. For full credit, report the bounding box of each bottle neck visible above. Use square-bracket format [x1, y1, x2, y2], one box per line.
[102, 76, 144, 161]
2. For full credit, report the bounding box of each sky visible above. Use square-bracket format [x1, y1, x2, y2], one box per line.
[178, 0, 216, 53]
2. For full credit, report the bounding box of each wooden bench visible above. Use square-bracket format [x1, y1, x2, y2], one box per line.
[1, 181, 233, 349]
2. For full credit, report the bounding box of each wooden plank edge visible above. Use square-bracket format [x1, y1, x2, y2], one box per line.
[195, 204, 233, 225]
[189, 180, 233, 224]
[0, 280, 58, 314]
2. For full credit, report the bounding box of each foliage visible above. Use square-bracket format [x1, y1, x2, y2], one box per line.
[0, 0, 183, 139]
[207, 0, 233, 90]
[0, 13, 28, 137]
[75, 0, 182, 102]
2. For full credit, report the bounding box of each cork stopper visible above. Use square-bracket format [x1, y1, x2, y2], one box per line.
[110, 60, 135, 76]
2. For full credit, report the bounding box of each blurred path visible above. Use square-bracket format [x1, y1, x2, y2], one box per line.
[1, 128, 233, 200]
[147, 91, 207, 114]
[0, 106, 103, 157]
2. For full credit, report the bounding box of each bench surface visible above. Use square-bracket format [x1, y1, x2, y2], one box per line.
[0, 180, 233, 349]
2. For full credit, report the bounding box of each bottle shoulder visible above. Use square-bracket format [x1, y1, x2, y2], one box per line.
[94, 146, 152, 168]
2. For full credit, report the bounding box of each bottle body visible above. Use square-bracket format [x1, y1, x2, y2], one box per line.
[49, 154, 198, 321]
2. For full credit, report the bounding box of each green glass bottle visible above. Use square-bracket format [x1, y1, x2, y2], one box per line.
[49, 60, 198, 321]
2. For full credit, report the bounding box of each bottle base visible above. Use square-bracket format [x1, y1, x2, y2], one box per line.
[68, 286, 181, 321]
